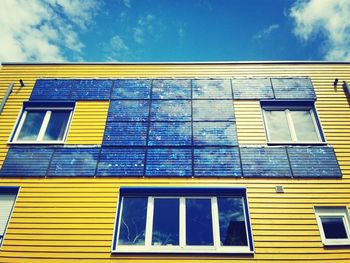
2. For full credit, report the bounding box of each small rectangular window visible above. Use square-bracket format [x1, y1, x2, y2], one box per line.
[0, 187, 19, 247]
[261, 101, 324, 144]
[11, 102, 74, 144]
[315, 207, 350, 246]
[113, 187, 254, 254]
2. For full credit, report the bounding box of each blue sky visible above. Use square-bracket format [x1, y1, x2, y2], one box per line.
[1, 0, 350, 62]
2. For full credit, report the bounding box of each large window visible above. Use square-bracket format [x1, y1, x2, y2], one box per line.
[0, 187, 19, 247]
[261, 101, 324, 144]
[315, 207, 350, 246]
[112, 187, 254, 253]
[11, 102, 74, 144]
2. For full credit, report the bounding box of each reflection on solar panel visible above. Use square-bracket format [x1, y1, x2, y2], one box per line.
[193, 79, 232, 99]
[107, 100, 150, 122]
[103, 122, 148, 146]
[193, 122, 237, 146]
[148, 122, 192, 146]
[150, 100, 191, 121]
[112, 80, 151, 99]
[193, 100, 235, 121]
[152, 79, 191, 99]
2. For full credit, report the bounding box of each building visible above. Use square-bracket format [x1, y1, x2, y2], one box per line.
[0, 61, 349, 262]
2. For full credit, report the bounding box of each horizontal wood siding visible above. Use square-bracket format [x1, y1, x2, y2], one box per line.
[0, 63, 349, 262]
[234, 100, 266, 145]
[66, 101, 109, 145]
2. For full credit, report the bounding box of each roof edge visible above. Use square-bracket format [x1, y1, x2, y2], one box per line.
[1, 60, 350, 66]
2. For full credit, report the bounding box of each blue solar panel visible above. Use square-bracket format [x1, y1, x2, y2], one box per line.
[240, 147, 292, 177]
[193, 122, 237, 146]
[146, 148, 192, 176]
[30, 79, 73, 100]
[232, 78, 274, 99]
[107, 100, 150, 122]
[152, 79, 191, 99]
[193, 79, 232, 99]
[112, 80, 151, 99]
[70, 80, 112, 100]
[103, 122, 148, 146]
[47, 148, 99, 176]
[0, 147, 54, 176]
[272, 78, 316, 100]
[194, 147, 241, 177]
[148, 122, 192, 146]
[287, 147, 342, 178]
[150, 100, 191, 121]
[193, 100, 235, 121]
[97, 148, 145, 176]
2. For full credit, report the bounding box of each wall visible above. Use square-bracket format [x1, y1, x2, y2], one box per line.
[0, 62, 349, 262]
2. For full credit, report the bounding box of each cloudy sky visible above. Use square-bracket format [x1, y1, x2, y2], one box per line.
[0, 0, 349, 62]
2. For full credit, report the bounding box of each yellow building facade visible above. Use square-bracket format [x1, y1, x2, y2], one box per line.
[0, 62, 349, 262]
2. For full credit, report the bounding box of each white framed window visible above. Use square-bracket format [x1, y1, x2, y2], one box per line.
[112, 187, 254, 254]
[261, 101, 325, 144]
[11, 102, 74, 144]
[314, 207, 350, 246]
[0, 187, 19, 248]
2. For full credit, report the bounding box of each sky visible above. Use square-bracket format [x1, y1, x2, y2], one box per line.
[0, 0, 350, 63]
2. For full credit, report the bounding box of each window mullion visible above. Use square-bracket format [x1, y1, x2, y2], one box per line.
[145, 196, 154, 248]
[13, 110, 27, 141]
[211, 197, 220, 250]
[37, 110, 51, 141]
[286, 109, 297, 142]
[180, 197, 186, 248]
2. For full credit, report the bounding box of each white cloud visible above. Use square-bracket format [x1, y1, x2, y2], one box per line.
[0, 0, 99, 62]
[290, 0, 350, 61]
[122, 0, 131, 8]
[103, 35, 130, 61]
[110, 35, 129, 51]
[254, 24, 280, 39]
[133, 14, 163, 44]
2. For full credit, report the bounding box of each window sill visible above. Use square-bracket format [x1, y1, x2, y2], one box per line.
[267, 142, 327, 146]
[112, 247, 254, 254]
[8, 141, 65, 145]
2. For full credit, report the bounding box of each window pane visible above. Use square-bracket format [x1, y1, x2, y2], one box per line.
[17, 111, 46, 141]
[217, 197, 248, 246]
[321, 217, 348, 239]
[152, 198, 179, 246]
[186, 198, 213, 246]
[264, 110, 292, 141]
[290, 110, 320, 141]
[43, 111, 71, 141]
[118, 197, 147, 245]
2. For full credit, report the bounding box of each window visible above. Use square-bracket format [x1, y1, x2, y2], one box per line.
[11, 102, 74, 144]
[315, 207, 350, 246]
[112, 187, 254, 254]
[0, 187, 19, 247]
[261, 101, 324, 144]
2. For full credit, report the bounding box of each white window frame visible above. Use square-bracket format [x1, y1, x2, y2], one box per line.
[10, 106, 74, 144]
[112, 191, 254, 254]
[262, 106, 324, 144]
[314, 207, 350, 246]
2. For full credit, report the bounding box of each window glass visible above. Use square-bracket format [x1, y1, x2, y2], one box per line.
[290, 110, 319, 141]
[17, 111, 46, 141]
[118, 197, 147, 245]
[186, 198, 213, 246]
[43, 111, 71, 141]
[321, 217, 348, 239]
[152, 198, 179, 246]
[264, 110, 292, 141]
[217, 197, 248, 246]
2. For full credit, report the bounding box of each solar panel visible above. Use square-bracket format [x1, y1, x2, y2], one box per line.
[287, 147, 342, 178]
[150, 100, 191, 121]
[146, 148, 192, 177]
[240, 147, 292, 177]
[112, 80, 151, 99]
[193, 79, 232, 99]
[107, 100, 150, 122]
[193, 122, 237, 146]
[193, 100, 235, 121]
[0, 147, 54, 177]
[194, 147, 241, 177]
[103, 122, 148, 146]
[148, 122, 192, 146]
[272, 78, 316, 100]
[232, 78, 274, 99]
[97, 148, 145, 176]
[47, 148, 99, 176]
[70, 80, 112, 100]
[152, 79, 191, 99]
[30, 79, 73, 100]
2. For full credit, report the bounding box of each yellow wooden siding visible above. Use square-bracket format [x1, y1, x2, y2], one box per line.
[234, 100, 266, 145]
[0, 63, 349, 262]
[65, 101, 109, 145]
